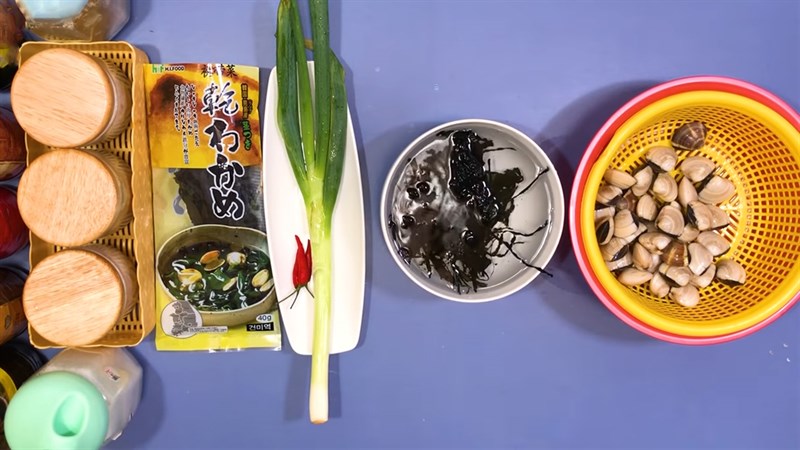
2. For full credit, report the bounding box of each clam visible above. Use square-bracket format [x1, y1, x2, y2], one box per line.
[708, 205, 730, 229]
[697, 175, 735, 204]
[597, 185, 623, 207]
[687, 242, 713, 276]
[635, 194, 658, 222]
[677, 176, 698, 208]
[618, 268, 653, 286]
[260, 278, 275, 292]
[638, 232, 672, 254]
[613, 210, 639, 238]
[677, 225, 700, 243]
[646, 146, 678, 172]
[178, 268, 202, 286]
[649, 272, 670, 298]
[622, 223, 647, 244]
[656, 204, 684, 237]
[686, 200, 713, 231]
[226, 251, 246, 266]
[690, 263, 716, 289]
[606, 252, 633, 272]
[659, 263, 693, 287]
[671, 121, 707, 151]
[632, 165, 654, 197]
[203, 258, 225, 271]
[222, 278, 237, 291]
[680, 155, 715, 182]
[252, 269, 272, 288]
[601, 237, 629, 262]
[595, 206, 615, 222]
[715, 259, 746, 286]
[616, 190, 638, 211]
[596, 216, 614, 245]
[200, 250, 221, 265]
[696, 231, 730, 257]
[632, 242, 655, 271]
[670, 285, 700, 307]
[604, 168, 636, 189]
[651, 173, 678, 202]
[661, 240, 687, 267]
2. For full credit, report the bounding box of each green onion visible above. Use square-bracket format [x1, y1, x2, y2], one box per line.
[276, 0, 348, 424]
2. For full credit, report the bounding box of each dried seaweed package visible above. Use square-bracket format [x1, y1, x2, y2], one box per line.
[144, 63, 281, 351]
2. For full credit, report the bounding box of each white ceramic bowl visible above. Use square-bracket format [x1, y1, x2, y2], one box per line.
[380, 119, 564, 302]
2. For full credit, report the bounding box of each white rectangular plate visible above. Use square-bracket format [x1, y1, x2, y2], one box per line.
[262, 63, 365, 355]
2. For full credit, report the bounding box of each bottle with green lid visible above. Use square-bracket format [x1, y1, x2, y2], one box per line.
[5, 347, 142, 450]
[0, 340, 45, 450]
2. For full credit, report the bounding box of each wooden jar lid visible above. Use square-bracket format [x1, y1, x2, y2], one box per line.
[11, 48, 118, 148]
[23, 247, 129, 346]
[17, 148, 132, 247]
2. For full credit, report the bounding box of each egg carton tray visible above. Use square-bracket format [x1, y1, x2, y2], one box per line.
[21, 41, 155, 348]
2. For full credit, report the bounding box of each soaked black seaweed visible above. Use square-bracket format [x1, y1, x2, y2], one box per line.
[388, 129, 552, 294]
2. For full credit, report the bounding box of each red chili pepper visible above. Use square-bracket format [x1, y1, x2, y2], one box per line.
[292, 235, 312, 288]
[281, 235, 314, 308]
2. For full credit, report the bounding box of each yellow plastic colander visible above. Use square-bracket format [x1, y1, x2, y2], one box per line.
[579, 85, 800, 338]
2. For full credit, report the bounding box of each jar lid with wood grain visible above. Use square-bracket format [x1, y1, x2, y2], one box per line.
[10, 47, 132, 147]
[17, 148, 132, 247]
[23, 245, 138, 347]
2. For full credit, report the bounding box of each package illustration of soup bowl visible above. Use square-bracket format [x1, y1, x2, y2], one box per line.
[156, 225, 276, 329]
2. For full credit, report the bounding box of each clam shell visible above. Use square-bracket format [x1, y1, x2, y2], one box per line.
[715, 259, 746, 286]
[638, 232, 672, 254]
[649, 272, 670, 298]
[597, 185, 623, 206]
[601, 237, 629, 262]
[661, 240, 687, 267]
[696, 231, 730, 257]
[646, 146, 678, 172]
[226, 251, 246, 266]
[632, 242, 655, 271]
[680, 155, 715, 183]
[659, 263, 693, 287]
[613, 210, 639, 238]
[698, 175, 735, 205]
[606, 252, 633, 272]
[677, 176, 698, 208]
[604, 168, 636, 189]
[252, 269, 272, 288]
[656, 204, 684, 237]
[622, 223, 648, 244]
[635, 194, 657, 222]
[688, 242, 713, 276]
[672, 121, 707, 151]
[222, 278, 237, 291]
[596, 216, 614, 245]
[632, 165, 654, 197]
[179, 268, 202, 286]
[690, 263, 716, 289]
[670, 285, 700, 307]
[708, 205, 731, 229]
[618, 268, 653, 286]
[652, 173, 678, 203]
[686, 200, 713, 231]
[594, 206, 615, 221]
[200, 250, 221, 265]
[203, 258, 225, 271]
[677, 225, 700, 243]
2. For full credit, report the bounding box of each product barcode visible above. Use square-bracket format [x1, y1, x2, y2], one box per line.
[188, 326, 228, 334]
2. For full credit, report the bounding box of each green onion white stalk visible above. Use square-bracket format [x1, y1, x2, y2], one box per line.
[276, 0, 347, 424]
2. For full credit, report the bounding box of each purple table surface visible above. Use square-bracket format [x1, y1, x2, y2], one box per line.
[2, 0, 799, 448]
